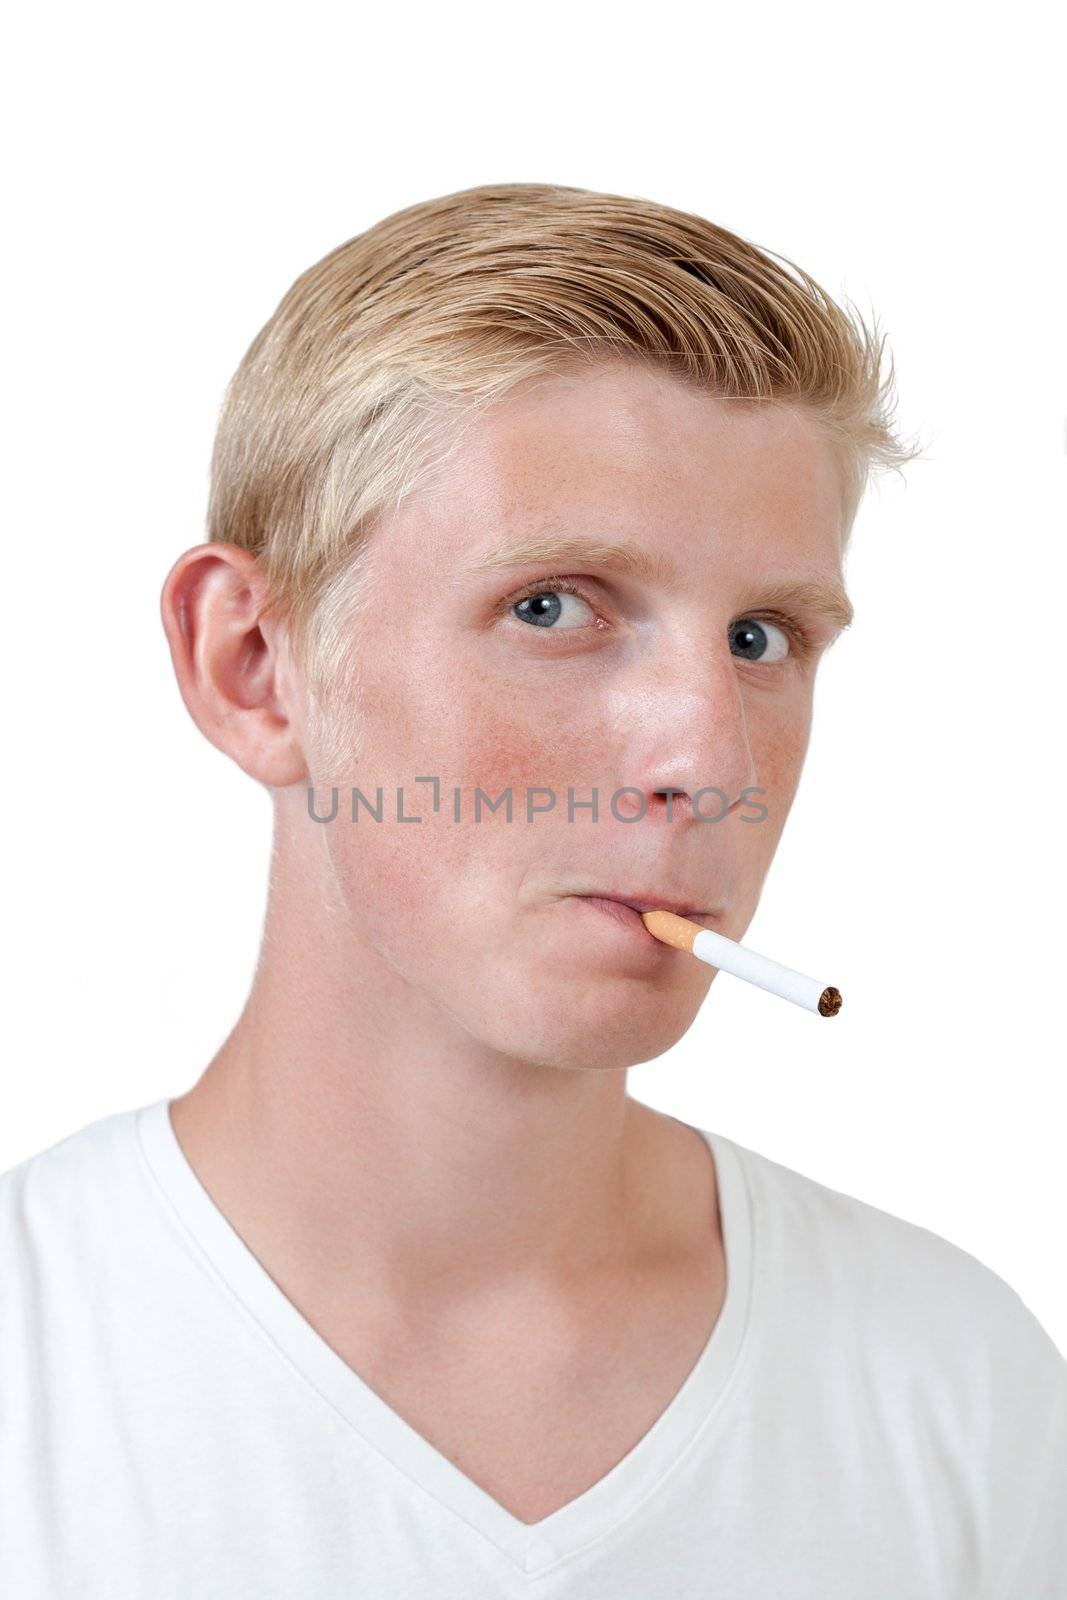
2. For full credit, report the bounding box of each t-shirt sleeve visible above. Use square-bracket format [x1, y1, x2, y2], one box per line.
[996, 1309, 1067, 1599]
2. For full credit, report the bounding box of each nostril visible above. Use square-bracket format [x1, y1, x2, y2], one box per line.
[653, 787, 691, 814]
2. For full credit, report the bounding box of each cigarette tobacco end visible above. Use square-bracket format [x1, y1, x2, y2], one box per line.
[818, 986, 843, 1018]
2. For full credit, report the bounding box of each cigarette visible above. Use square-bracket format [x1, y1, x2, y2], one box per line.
[641, 910, 843, 1018]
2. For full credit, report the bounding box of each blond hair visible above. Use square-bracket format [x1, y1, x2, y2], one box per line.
[207, 182, 922, 713]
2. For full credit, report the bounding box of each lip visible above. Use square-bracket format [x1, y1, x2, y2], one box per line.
[572, 892, 715, 920]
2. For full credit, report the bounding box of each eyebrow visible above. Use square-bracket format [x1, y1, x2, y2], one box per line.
[458, 533, 855, 633]
[747, 576, 855, 633]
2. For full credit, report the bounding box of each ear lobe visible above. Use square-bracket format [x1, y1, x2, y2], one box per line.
[237, 715, 309, 788]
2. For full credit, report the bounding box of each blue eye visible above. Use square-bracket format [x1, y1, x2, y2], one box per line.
[511, 583, 597, 630]
[730, 618, 791, 664]
[504, 580, 811, 661]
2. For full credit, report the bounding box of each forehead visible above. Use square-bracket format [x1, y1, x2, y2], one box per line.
[391, 359, 846, 577]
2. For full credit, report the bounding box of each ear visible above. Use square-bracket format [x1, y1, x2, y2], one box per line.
[159, 542, 309, 787]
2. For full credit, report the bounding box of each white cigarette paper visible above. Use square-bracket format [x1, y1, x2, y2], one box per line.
[641, 910, 842, 1017]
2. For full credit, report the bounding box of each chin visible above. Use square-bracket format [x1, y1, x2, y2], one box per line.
[492, 996, 702, 1074]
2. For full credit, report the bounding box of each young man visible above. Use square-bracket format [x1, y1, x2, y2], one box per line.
[2, 183, 1064, 1597]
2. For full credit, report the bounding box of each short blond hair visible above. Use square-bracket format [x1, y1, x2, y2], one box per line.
[207, 182, 922, 712]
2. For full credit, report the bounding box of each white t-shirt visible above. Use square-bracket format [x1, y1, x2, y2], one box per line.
[2, 1098, 1065, 1598]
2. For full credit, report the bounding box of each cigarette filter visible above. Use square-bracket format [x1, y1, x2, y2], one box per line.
[641, 909, 842, 1018]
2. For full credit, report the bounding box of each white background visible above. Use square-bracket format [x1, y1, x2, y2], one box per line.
[3, 5, 1064, 1350]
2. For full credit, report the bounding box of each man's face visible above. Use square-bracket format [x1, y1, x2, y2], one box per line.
[296, 359, 850, 1070]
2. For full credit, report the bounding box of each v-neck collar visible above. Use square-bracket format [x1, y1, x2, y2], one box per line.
[134, 1097, 754, 1578]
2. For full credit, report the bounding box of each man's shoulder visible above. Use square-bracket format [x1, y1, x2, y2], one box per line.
[720, 1131, 1067, 1593]
[0, 1102, 154, 1272]
[1, 1101, 139, 1186]
[719, 1128, 1066, 1381]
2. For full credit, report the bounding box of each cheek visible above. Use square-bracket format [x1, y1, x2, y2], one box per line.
[316, 698, 612, 993]
[738, 700, 813, 854]
[389, 654, 600, 801]
[762, 723, 809, 796]
[314, 673, 545, 939]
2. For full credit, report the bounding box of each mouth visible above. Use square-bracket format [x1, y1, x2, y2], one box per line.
[570, 892, 717, 941]
[575, 892, 714, 920]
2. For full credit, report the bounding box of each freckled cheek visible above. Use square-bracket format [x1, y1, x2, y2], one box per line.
[764, 727, 808, 791]
[456, 719, 593, 797]
[322, 666, 593, 938]
[411, 665, 602, 796]
[743, 710, 812, 848]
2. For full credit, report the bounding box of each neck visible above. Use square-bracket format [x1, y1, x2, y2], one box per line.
[167, 837, 704, 1318]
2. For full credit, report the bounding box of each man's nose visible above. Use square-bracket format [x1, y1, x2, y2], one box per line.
[610, 646, 759, 822]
